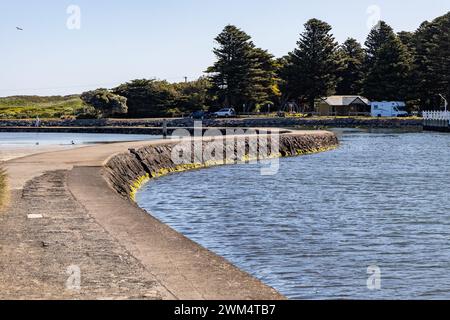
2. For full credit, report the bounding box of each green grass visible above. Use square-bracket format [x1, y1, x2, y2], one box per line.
[0, 168, 6, 209]
[0, 95, 85, 119]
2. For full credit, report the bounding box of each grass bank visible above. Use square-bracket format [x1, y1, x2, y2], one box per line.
[0, 168, 7, 208]
[0, 95, 84, 119]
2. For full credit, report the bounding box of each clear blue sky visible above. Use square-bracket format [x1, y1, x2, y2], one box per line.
[0, 0, 448, 97]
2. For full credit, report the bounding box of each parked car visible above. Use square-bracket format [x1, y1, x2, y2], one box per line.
[371, 102, 409, 117]
[190, 110, 212, 120]
[214, 108, 236, 118]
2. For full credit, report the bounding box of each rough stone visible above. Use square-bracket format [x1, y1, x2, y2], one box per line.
[104, 132, 339, 199]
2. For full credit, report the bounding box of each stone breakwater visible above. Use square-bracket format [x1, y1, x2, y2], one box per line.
[1, 129, 338, 300]
[0, 117, 422, 130]
[103, 131, 339, 200]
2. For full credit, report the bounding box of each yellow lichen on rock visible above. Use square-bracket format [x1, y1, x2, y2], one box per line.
[130, 173, 150, 201]
[296, 145, 338, 156]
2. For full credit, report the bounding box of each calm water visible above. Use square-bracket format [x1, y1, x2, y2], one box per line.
[137, 130, 450, 299]
[0, 132, 162, 146]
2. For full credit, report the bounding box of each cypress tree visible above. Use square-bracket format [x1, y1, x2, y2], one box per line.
[281, 19, 340, 109]
[412, 12, 450, 109]
[206, 25, 274, 111]
[250, 48, 280, 110]
[363, 21, 412, 101]
[336, 38, 365, 95]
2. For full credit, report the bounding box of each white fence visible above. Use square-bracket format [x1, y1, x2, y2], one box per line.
[423, 111, 450, 130]
[423, 111, 450, 121]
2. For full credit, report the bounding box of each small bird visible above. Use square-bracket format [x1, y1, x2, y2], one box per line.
[16, 27, 23, 31]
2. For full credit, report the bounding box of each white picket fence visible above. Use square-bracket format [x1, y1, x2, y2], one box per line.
[423, 111, 450, 121]
[423, 111, 450, 130]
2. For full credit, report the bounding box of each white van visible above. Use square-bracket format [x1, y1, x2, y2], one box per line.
[371, 101, 409, 117]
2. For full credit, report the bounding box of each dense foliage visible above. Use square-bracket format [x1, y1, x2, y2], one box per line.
[280, 19, 340, 110]
[112, 78, 212, 118]
[80, 89, 128, 117]
[408, 12, 450, 109]
[206, 25, 279, 112]
[205, 12, 448, 112]
[335, 38, 365, 95]
[362, 22, 412, 101]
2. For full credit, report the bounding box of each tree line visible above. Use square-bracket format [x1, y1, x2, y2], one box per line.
[81, 12, 450, 118]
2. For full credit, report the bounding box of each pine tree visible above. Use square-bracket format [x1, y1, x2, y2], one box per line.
[363, 21, 412, 101]
[430, 13, 450, 107]
[280, 19, 340, 109]
[206, 25, 274, 111]
[412, 12, 450, 109]
[365, 21, 396, 66]
[250, 48, 280, 110]
[336, 38, 365, 95]
[398, 31, 416, 53]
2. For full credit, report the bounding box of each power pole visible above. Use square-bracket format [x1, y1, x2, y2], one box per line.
[162, 119, 168, 139]
[439, 94, 448, 112]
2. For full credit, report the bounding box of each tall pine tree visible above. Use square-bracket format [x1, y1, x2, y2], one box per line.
[430, 13, 450, 106]
[250, 48, 281, 110]
[206, 25, 274, 111]
[336, 38, 365, 95]
[363, 21, 412, 101]
[411, 12, 450, 109]
[280, 19, 340, 110]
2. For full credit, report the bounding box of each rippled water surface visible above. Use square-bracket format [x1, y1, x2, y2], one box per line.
[137, 130, 450, 299]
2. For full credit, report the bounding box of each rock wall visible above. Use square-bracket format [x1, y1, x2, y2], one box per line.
[0, 117, 422, 129]
[103, 131, 339, 199]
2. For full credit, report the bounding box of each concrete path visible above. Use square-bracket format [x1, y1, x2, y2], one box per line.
[0, 171, 171, 300]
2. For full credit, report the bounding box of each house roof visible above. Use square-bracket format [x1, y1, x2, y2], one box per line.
[322, 95, 370, 106]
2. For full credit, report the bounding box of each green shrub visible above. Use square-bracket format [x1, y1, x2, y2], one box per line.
[80, 89, 128, 117]
[0, 95, 85, 119]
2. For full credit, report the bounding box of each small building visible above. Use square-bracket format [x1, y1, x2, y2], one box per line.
[317, 95, 371, 116]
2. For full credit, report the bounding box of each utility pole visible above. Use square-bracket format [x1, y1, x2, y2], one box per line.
[439, 94, 448, 112]
[162, 119, 168, 139]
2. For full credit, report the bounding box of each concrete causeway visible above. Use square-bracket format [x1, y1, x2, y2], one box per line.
[0, 129, 338, 300]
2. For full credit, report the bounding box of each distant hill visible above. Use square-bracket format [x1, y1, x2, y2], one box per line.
[0, 95, 84, 119]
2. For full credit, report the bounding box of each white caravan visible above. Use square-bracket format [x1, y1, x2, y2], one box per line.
[371, 101, 409, 117]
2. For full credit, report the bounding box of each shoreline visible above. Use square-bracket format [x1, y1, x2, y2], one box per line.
[0, 116, 423, 132]
[0, 129, 338, 300]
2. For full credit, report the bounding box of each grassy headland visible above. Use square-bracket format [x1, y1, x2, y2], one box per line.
[0, 95, 84, 119]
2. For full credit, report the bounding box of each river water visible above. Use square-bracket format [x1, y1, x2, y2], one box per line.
[0, 132, 162, 161]
[136, 130, 450, 299]
[0, 132, 162, 147]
